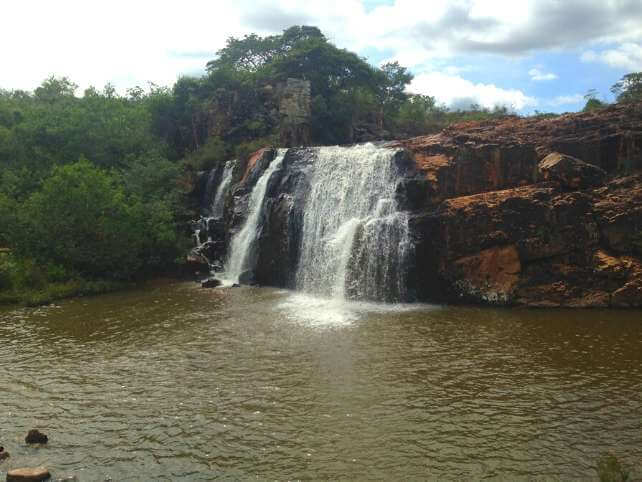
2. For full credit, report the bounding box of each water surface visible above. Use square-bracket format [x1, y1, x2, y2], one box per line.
[1, 281, 640, 480]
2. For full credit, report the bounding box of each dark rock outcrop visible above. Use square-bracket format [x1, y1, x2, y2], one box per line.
[25, 430, 48, 445]
[201, 277, 221, 288]
[401, 103, 642, 307]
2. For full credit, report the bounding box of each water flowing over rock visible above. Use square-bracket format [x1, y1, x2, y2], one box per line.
[211, 160, 234, 218]
[295, 145, 412, 302]
[224, 149, 288, 283]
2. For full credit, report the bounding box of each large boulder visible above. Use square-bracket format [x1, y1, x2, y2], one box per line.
[538, 152, 607, 189]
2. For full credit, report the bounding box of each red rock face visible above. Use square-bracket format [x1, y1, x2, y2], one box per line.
[403, 103, 642, 307]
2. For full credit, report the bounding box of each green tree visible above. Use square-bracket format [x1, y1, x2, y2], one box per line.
[583, 89, 607, 111]
[16, 159, 148, 279]
[378, 61, 413, 115]
[34, 76, 78, 102]
[610, 72, 642, 103]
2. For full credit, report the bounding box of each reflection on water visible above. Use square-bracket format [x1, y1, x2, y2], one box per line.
[0, 281, 640, 480]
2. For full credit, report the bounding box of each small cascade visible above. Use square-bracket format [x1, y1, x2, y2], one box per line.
[189, 160, 238, 277]
[193, 227, 202, 248]
[296, 144, 411, 302]
[211, 160, 234, 218]
[224, 149, 287, 283]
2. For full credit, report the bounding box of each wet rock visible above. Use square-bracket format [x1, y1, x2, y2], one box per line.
[538, 152, 606, 189]
[6, 467, 50, 481]
[201, 277, 222, 288]
[207, 217, 225, 241]
[238, 270, 255, 285]
[210, 260, 224, 273]
[612, 278, 642, 307]
[25, 430, 47, 445]
[184, 252, 210, 276]
[196, 240, 226, 262]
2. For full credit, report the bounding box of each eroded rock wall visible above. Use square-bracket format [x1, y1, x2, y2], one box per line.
[401, 103, 642, 307]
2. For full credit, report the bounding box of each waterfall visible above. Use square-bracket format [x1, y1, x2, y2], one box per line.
[224, 149, 287, 283]
[296, 144, 411, 302]
[211, 160, 234, 218]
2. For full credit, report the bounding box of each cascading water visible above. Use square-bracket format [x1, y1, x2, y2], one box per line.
[296, 144, 411, 302]
[224, 149, 287, 283]
[211, 160, 234, 218]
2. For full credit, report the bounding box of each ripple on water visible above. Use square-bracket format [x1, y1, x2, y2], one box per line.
[0, 282, 640, 480]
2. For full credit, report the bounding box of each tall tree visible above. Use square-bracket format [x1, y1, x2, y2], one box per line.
[611, 72, 642, 103]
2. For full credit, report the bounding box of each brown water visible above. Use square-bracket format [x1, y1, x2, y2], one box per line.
[0, 280, 640, 481]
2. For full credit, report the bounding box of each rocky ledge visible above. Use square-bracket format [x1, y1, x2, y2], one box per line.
[395, 102, 642, 307]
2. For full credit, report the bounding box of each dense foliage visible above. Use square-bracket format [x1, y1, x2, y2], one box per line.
[0, 79, 188, 303]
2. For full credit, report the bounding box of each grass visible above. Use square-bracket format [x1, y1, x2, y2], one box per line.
[596, 453, 631, 482]
[0, 279, 130, 307]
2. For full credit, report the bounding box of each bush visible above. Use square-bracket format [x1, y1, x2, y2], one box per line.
[15, 159, 149, 279]
[596, 453, 630, 482]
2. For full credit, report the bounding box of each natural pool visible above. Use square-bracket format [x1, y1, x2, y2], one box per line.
[1, 281, 640, 480]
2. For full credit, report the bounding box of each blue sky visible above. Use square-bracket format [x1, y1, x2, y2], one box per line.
[2, 0, 641, 114]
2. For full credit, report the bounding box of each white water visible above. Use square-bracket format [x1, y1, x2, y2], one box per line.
[224, 149, 287, 283]
[211, 160, 235, 218]
[296, 144, 411, 302]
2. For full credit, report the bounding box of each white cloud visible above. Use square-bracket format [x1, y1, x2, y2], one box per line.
[548, 94, 584, 106]
[581, 42, 642, 71]
[1, 0, 640, 96]
[528, 68, 558, 81]
[443, 65, 474, 75]
[409, 71, 537, 110]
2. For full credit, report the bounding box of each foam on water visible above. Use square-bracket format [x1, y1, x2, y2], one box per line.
[277, 292, 438, 327]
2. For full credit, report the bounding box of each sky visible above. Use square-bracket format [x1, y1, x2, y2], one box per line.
[2, 0, 641, 114]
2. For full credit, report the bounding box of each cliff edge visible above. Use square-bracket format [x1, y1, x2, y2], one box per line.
[393, 102, 642, 307]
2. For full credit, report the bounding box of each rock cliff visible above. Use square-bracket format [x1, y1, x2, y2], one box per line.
[395, 102, 642, 307]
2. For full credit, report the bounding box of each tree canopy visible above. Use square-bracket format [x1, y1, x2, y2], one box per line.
[611, 72, 642, 103]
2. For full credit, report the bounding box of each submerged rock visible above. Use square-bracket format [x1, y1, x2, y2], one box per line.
[237, 270, 255, 285]
[6, 467, 50, 481]
[201, 277, 222, 288]
[25, 430, 48, 444]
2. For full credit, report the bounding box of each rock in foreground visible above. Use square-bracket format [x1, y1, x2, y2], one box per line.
[201, 277, 222, 288]
[25, 430, 48, 445]
[6, 467, 50, 482]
